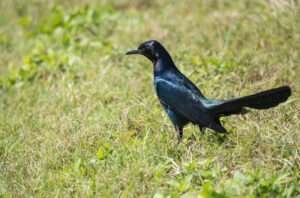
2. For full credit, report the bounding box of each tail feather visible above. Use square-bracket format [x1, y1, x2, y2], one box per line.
[211, 86, 291, 116]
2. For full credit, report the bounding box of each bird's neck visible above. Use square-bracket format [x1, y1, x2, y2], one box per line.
[154, 54, 177, 76]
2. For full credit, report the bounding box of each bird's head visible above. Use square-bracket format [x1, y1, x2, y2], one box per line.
[126, 40, 167, 63]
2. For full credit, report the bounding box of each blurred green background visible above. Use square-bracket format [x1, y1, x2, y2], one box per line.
[0, 0, 299, 197]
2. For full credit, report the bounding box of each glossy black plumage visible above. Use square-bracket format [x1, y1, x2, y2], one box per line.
[126, 40, 291, 142]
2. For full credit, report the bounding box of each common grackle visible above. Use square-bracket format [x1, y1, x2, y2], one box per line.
[126, 40, 291, 143]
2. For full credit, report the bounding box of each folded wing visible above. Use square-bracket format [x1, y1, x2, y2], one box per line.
[155, 78, 212, 125]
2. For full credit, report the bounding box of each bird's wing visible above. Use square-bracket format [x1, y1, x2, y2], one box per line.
[155, 78, 211, 124]
[178, 74, 206, 98]
[167, 70, 206, 98]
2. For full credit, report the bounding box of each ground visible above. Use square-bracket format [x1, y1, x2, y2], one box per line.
[0, 0, 299, 197]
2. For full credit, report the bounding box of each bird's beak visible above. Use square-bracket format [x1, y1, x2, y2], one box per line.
[126, 49, 140, 55]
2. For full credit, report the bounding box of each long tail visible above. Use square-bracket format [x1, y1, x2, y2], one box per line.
[211, 86, 291, 116]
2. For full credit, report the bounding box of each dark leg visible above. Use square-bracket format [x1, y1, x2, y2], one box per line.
[175, 126, 183, 143]
[199, 125, 205, 135]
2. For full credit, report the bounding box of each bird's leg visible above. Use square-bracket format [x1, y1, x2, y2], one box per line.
[175, 126, 183, 143]
[199, 125, 205, 135]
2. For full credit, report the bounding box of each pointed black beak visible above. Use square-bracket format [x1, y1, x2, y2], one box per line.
[126, 49, 140, 55]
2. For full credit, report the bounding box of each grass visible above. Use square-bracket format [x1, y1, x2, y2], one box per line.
[0, 0, 299, 197]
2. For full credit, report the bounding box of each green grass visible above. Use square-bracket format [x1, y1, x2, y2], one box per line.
[0, 0, 299, 197]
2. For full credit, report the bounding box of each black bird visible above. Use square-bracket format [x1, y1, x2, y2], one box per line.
[126, 40, 291, 142]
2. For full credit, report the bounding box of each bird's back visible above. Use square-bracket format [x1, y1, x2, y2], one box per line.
[155, 67, 206, 99]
